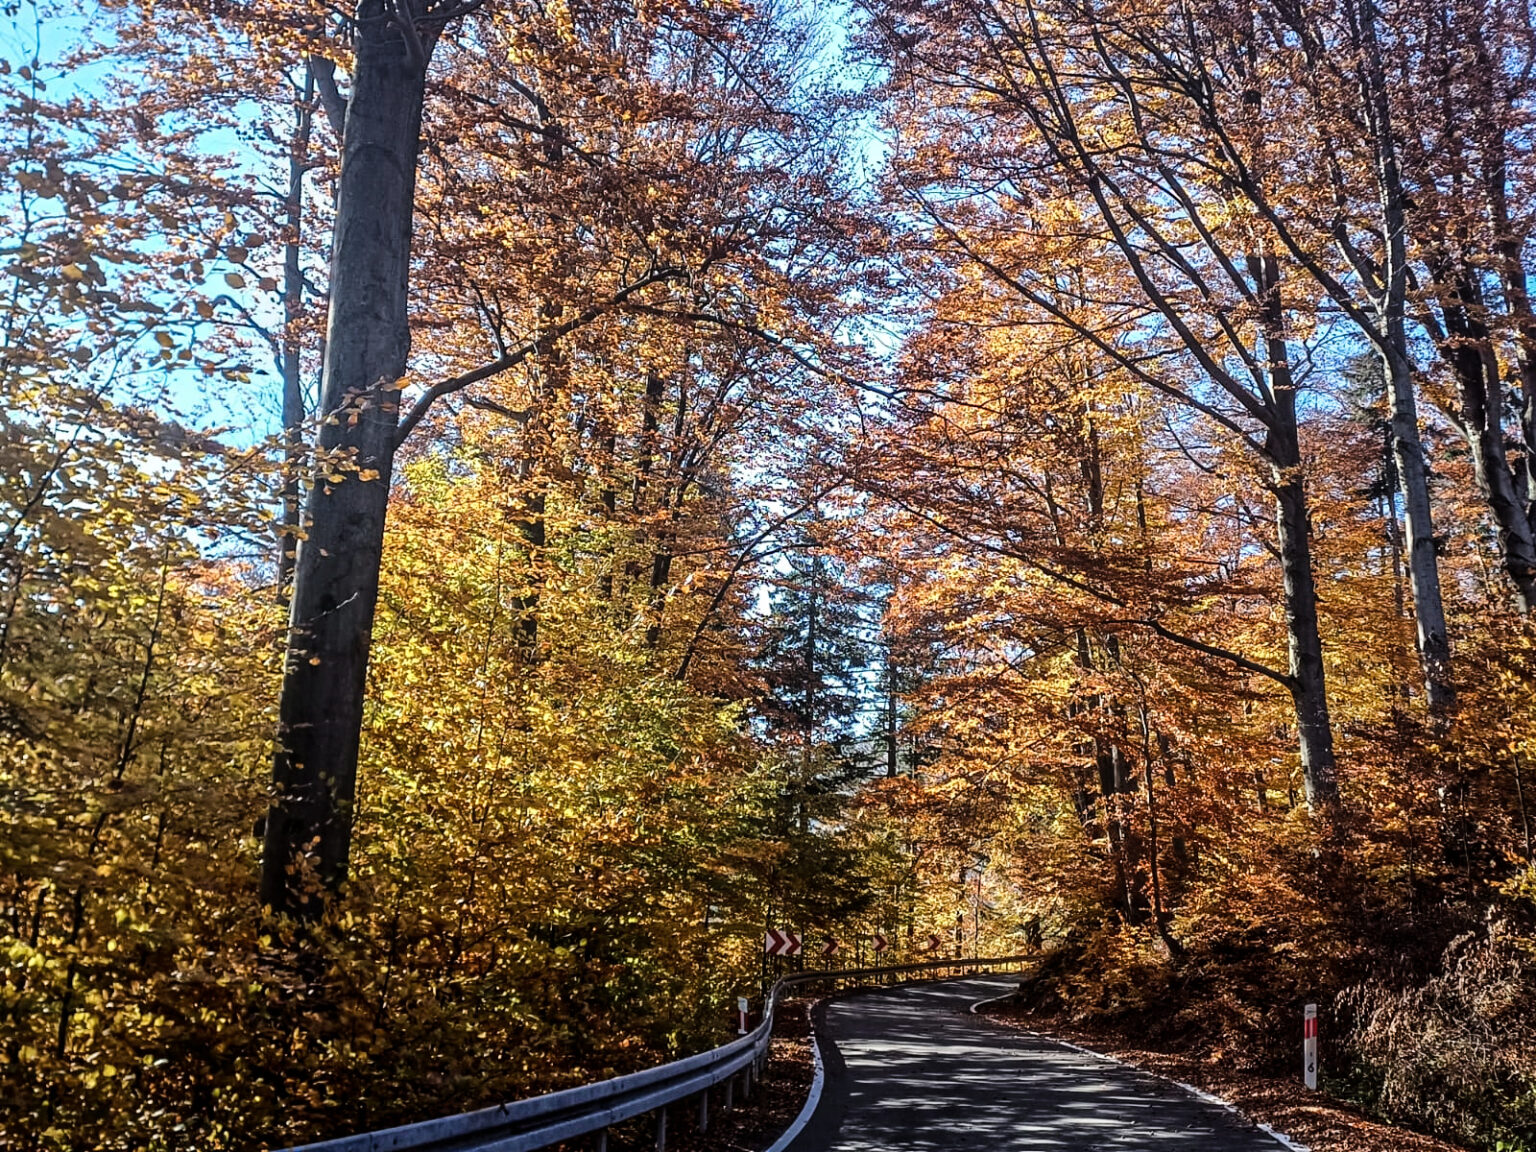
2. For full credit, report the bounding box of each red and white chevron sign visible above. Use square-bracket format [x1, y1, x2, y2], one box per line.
[920, 933, 942, 952]
[764, 929, 802, 956]
[872, 933, 890, 954]
[821, 937, 839, 956]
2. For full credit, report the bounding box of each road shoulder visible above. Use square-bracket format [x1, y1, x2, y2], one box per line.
[976, 1005, 1464, 1152]
[774, 998, 848, 1152]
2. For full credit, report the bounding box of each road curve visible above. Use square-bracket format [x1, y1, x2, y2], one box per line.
[779, 976, 1296, 1152]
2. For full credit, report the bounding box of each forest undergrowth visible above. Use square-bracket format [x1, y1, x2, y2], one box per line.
[1006, 812, 1536, 1152]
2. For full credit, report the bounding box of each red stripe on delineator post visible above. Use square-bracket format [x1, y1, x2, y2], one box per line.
[1303, 1004, 1318, 1090]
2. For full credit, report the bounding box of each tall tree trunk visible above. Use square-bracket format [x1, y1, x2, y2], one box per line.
[1138, 705, 1182, 957]
[1274, 460, 1338, 808]
[1405, 9, 1536, 613]
[646, 364, 693, 650]
[1429, 266, 1536, 611]
[262, 5, 432, 917]
[1468, 19, 1536, 541]
[1382, 346, 1453, 706]
[513, 479, 546, 652]
[597, 420, 618, 604]
[1254, 253, 1340, 810]
[644, 536, 673, 651]
[514, 306, 571, 654]
[884, 652, 898, 778]
[277, 65, 317, 604]
[804, 557, 819, 747]
[1352, 0, 1454, 708]
[631, 368, 663, 513]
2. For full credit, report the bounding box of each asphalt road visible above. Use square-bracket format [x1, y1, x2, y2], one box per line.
[781, 976, 1296, 1152]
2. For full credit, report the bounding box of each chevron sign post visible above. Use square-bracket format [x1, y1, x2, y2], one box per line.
[920, 933, 942, 952]
[872, 933, 890, 955]
[764, 929, 802, 957]
[821, 938, 839, 957]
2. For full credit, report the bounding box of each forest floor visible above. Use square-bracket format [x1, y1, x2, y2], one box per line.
[979, 1005, 1467, 1152]
[597, 999, 815, 1152]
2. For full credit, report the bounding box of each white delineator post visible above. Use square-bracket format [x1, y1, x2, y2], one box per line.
[738, 997, 750, 1036]
[1303, 1003, 1318, 1090]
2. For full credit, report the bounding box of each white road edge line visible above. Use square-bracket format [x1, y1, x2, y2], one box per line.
[1167, 1081, 1310, 1152]
[762, 1000, 826, 1152]
[966, 994, 1311, 1152]
[967, 993, 1015, 1015]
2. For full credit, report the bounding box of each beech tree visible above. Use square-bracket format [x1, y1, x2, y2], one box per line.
[261, 0, 834, 913]
[14, 0, 1536, 1145]
[863, 0, 1344, 806]
[261, 0, 442, 916]
[1395, 0, 1536, 613]
[1046, 0, 1457, 707]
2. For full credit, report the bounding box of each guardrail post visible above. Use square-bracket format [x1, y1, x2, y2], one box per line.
[595, 1130, 607, 1152]
[697, 1089, 709, 1132]
[655, 1106, 668, 1152]
[724, 1073, 734, 1112]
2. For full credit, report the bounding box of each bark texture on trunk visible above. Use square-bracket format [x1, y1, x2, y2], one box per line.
[262, 5, 431, 917]
[1472, 19, 1536, 544]
[1477, 70, 1536, 609]
[1253, 253, 1340, 810]
[1431, 269, 1536, 611]
[1352, 0, 1454, 708]
[1383, 345, 1454, 706]
[1273, 457, 1338, 808]
[277, 65, 316, 604]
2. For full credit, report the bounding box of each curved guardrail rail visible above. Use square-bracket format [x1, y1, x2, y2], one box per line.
[279, 954, 1032, 1152]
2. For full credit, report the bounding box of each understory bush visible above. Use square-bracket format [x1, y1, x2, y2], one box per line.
[1341, 913, 1536, 1152]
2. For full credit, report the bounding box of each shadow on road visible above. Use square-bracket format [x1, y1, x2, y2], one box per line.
[789, 977, 1293, 1152]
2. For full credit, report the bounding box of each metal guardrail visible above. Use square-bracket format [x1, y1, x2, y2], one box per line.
[279, 954, 1032, 1152]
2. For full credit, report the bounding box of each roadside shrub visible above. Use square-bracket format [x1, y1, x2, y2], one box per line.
[1341, 917, 1536, 1152]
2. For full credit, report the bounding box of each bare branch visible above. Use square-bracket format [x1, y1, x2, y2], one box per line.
[393, 264, 684, 446]
[307, 56, 348, 137]
[1120, 617, 1296, 689]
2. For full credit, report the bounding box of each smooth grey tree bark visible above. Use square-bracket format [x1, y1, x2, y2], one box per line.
[261, 2, 435, 917]
[1349, 0, 1454, 709]
[257, 3, 686, 915]
[1271, 418, 1338, 803]
[1407, 9, 1536, 614]
[277, 63, 318, 604]
[1253, 255, 1340, 808]
[1082, 0, 1458, 710]
[1425, 266, 1536, 612]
